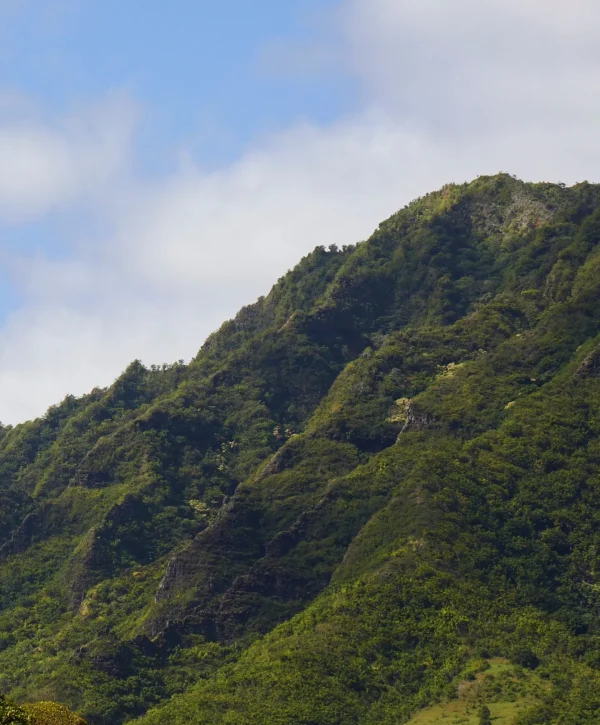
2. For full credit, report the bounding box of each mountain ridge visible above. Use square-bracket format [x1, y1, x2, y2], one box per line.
[1, 174, 600, 723]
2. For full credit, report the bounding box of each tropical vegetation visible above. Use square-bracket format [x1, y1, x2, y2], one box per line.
[1, 175, 600, 723]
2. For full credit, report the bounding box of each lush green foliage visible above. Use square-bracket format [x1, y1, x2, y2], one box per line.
[0, 697, 84, 725]
[2, 175, 600, 723]
[21, 703, 86, 725]
[0, 696, 30, 725]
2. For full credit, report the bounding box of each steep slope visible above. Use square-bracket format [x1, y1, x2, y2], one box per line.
[2, 175, 600, 724]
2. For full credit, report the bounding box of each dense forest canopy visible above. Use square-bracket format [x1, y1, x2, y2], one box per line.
[1, 174, 600, 724]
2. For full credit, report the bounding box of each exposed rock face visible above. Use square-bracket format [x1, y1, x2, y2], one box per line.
[577, 347, 600, 378]
[470, 186, 555, 239]
[67, 528, 104, 608]
[151, 477, 354, 644]
[155, 545, 195, 603]
[151, 496, 266, 637]
[254, 448, 286, 482]
[399, 401, 434, 434]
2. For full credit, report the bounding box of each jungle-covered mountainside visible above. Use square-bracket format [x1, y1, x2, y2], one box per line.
[2, 174, 600, 724]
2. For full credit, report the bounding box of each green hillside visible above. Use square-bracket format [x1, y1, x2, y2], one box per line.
[2, 174, 600, 724]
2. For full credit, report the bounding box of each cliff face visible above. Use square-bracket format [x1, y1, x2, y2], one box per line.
[2, 175, 600, 724]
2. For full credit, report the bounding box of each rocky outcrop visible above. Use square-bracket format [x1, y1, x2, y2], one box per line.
[399, 401, 435, 434]
[577, 347, 600, 378]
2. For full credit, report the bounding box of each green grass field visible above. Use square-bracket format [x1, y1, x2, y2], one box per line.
[405, 660, 545, 725]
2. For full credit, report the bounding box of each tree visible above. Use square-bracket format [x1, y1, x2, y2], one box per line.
[479, 705, 492, 725]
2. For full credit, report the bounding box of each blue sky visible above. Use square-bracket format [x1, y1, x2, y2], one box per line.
[0, 0, 351, 169]
[0, 0, 349, 361]
[1, 0, 600, 423]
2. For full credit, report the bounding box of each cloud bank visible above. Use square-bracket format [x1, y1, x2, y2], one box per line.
[2, 0, 600, 423]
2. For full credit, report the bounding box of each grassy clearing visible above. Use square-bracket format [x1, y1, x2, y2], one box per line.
[405, 659, 545, 725]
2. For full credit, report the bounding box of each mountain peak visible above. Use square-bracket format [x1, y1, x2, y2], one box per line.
[2, 176, 600, 724]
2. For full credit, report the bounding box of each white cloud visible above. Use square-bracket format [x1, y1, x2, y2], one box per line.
[0, 93, 136, 221]
[341, 0, 600, 130]
[3, 0, 600, 423]
[1, 114, 432, 422]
